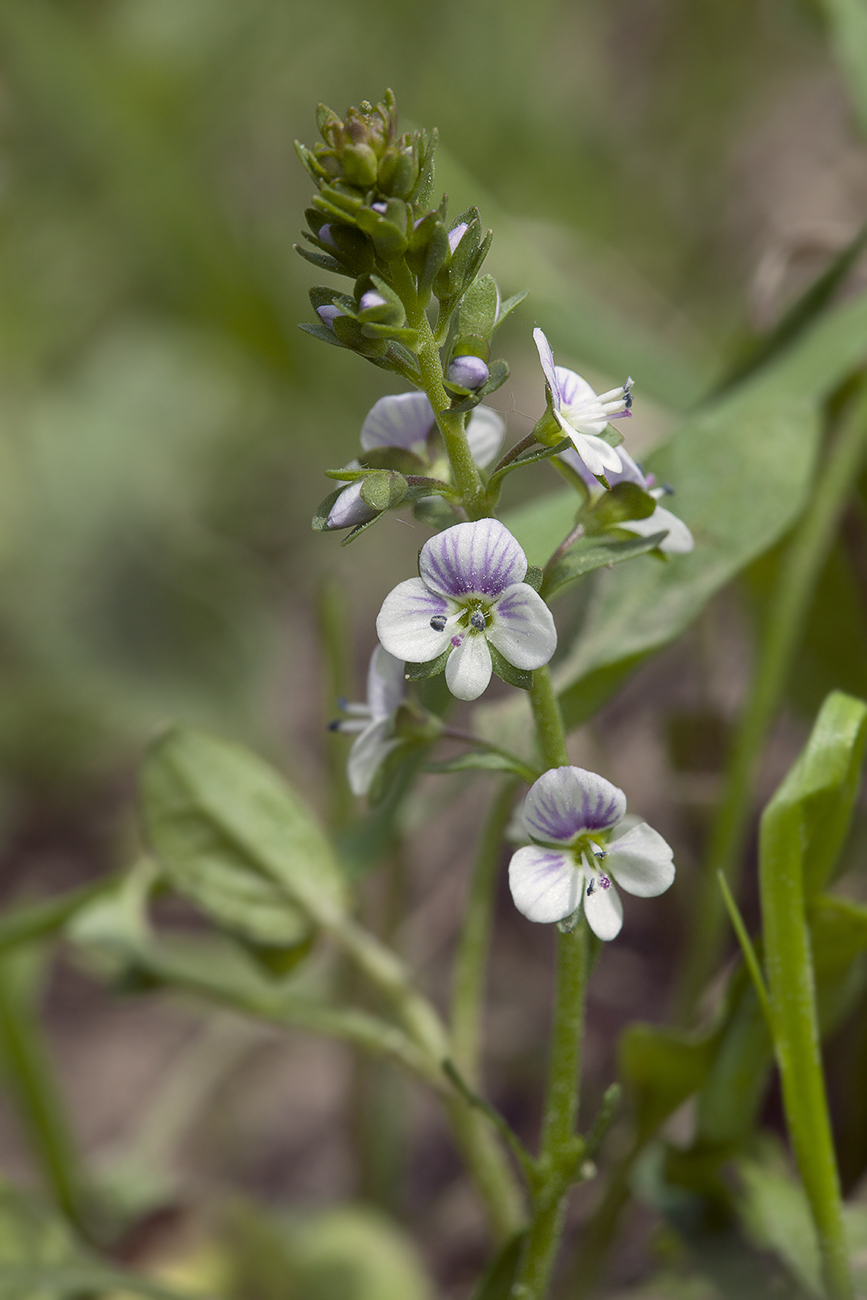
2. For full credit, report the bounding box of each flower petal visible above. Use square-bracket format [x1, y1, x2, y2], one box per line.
[360, 392, 435, 454]
[347, 719, 401, 797]
[621, 505, 694, 555]
[556, 366, 601, 414]
[419, 519, 527, 599]
[508, 845, 582, 923]
[466, 406, 505, 469]
[523, 766, 627, 846]
[366, 646, 405, 720]
[562, 426, 623, 477]
[445, 632, 493, 700]
[605, 821, 675, 897]
[376, 578, 452, 662]
[533, 328, 562, 405]
[584, 878, 623, 940]
[488, 584, 557, 669]
[327, 481, 378, 529]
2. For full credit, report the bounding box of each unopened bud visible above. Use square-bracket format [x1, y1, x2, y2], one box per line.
[326, 482, 377, 529]
[448, 222, 469, 254]
[359, 291, 387, 312]
[316, 304, 345, 331]
[447, 355, 489, 389]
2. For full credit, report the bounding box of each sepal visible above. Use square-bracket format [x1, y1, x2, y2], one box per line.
[489, 642, 533, 691]
[587, 481, 656, 531]
[404, 649, 451, 680]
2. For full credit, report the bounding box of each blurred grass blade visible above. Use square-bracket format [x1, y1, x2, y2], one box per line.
[759, 690, 867, 1300]
[821, 0, 867, 140]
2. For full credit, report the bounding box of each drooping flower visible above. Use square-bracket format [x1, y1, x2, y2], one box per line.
[376, 519, 557, 701]
[508, 766, 675, 939]
[534, 328, 632, 479]
[561, 445, 694, 555]
[325, 393, 504, 529]
[330, 647, 405, 796]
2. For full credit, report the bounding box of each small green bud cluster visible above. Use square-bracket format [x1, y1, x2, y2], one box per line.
[295, 90, 522, 399]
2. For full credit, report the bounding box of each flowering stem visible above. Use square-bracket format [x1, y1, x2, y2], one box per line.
[507, 667, 590, 1298]
[389, 260, 486, 517]
[678, 385, 867, 1017]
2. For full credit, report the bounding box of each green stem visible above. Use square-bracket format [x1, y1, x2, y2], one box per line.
[678, 388, 867, 1016]
[0, 953, 87, 1233]
[508, 666, 590, 1298]
[451, 781, 519, 1083]
[390, 260, 486, 516]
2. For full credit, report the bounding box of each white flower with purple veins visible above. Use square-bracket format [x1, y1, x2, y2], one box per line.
[330, 647, 405, 796]
[508, 766, 675, 939]
[376, 519, 557, 702]
[326, 393, 505, 529]
[560, 445, 694, 555]
[534, 328, 633, 479]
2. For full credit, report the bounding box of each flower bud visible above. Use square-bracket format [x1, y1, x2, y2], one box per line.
[359, 291, 387, 312]
[316, 304, 345, 331]
[447, 355, 489, 389]
[326, 481, 377, 529]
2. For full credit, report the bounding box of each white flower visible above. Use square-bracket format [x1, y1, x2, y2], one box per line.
[560, 445, 693, 555]
[533, 328, 632, 479]
[330, 647, 405, 796]
[508, 766, 675, 939]
[376, 519, 557, 702]
[325, 393, 504, 529]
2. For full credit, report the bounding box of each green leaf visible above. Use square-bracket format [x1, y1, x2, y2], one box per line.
[141, 728, 347, 939]
[488, 643, 533, 691]
[541, 532, 668, 599]
[735, 1149, 823, 1299]
[758, 692, 867, 1296]
[458, 274, 499, 341]
[821, 0, 867, 139]
[494, 291, 528, 330]
[504, 289, 867, 728]
[618, 1022, 716, 1140]
[403, 651, 450, 681]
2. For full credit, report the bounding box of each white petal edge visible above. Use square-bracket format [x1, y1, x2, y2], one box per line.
[563, 425, 623, 477]
[488, 584, 557, 669]
[376, 578, 452, 663]
[445, 633, 493, 700]
[466, 406, 506, 469]
[347, 720, 401, 797]
[360, 392, 434, 454]
[584, 878, 623, 940]
[621, 506, 694, 555]
[327, 481, 377, 529]
[508, 845, 582, 923]
[366, 646, 405, 719]
[605, 821, 675, 897]
[533, 327, 561, 403]
[419, 519, 527, 600]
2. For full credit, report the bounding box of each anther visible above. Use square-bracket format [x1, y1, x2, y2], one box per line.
[586, 878, 596, 897]
[430, 614, 447, 632]
[469, 610, 486, 631]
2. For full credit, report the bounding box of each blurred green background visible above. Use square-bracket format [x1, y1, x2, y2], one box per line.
[2, 1, 867, 1294]
[2, 0, 862, 820]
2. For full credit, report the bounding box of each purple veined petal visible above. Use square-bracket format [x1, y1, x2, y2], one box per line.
[620, 505, 694, 555]
[376, 578, 453, 663]
[533, 328, 562, 406]
[366, 646, 405, 720]
[508, 845, 582, 923]
[326, 480, 378, 529]
[556, 366, 601, 415]
[419, 519, 528, 600]
[361, 392, 436, 454]
[584, 876, 623, 940]
[488, 583, 557, 669]
[523, 766, 627, 846]
[563, 427, 623, 478]
[347, 718, 402, 797]
[605, 821, 675, 897]
[465, 406, 505, 469]
[445, 632, 493, 700]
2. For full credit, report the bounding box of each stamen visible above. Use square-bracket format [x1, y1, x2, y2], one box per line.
[430, 614, 447, 631]
[469, 610, 486, 631]
[586, 878, 596, 897]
